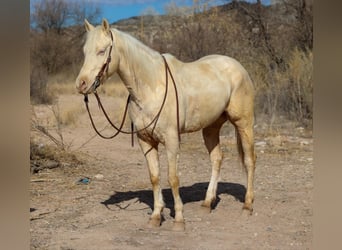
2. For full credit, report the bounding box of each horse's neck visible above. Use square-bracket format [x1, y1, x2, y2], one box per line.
[114, 29, 163, 102]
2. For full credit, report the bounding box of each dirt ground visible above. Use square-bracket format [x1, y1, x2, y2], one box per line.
[30, 94, 313, 249]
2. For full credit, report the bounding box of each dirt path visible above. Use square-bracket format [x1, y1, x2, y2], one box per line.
[30, 94, 313, 249]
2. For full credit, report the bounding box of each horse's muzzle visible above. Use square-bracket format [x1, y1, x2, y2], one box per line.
[82, 76, 101, 95]
[77, 80, 88, 94]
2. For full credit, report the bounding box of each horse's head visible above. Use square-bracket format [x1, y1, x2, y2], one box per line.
[76, 18, 119, 94]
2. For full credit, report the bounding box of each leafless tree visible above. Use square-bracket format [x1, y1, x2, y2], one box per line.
[282, 0, 313, 51]
[31, 0, 101, 34]
[30, 0, 101, 103]
[231, 0, 285, 69]
[229, 0, 312, 69]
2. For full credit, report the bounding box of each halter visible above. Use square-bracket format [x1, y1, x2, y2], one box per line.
[85, 31, 114, 95]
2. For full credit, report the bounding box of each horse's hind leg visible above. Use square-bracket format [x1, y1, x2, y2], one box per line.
[227, 87, 256, 214]
[138, 136, 164, 228]
[201, 115, 227, 210]
[234, 121, 256, 213]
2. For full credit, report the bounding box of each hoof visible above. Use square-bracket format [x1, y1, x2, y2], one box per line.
[243, 203, 253, 213]
[241, 205, 253, 217]
[199, 203, 212, 215]
[146, 218, 161, 229]
[172, 221, 185, 231]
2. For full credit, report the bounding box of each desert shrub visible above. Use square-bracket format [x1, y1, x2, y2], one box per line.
[30, 138, 82, 173]
[31, 104, 70, 150]
[252, 48, 312, 127]
[58, 105, 84, 126]
[30, 64, 55, 104]
[30, 101, 83, 173]
[278, 48, 313, 124]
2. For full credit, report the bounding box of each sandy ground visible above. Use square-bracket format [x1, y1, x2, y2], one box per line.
[30, 94, 313, 249]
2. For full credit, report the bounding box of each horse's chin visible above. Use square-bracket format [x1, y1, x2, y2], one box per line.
[77, 87, 90, 95]
[82, 83, 101, 95]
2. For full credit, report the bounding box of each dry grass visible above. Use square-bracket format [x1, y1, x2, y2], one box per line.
[47, 72, 78, 95]
[276, 48, 313, 125]
[47, 81, 76, 95]
[96, 79, 129, 98]
[30, 137, 82, 173]
[32, 102, 84, 128]
[31, 98, 86, 153]
[58, 105, 84, 126]
[47, 73, 129, 99]
[286, 48, 313, 120]
[250, 48, 313, 128]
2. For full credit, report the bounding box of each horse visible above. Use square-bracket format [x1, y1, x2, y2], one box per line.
[76, 18, 256, 231]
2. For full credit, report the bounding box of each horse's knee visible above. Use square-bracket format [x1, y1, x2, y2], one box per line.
[168, 174, 179, 188]
[150, 175, 159, 186]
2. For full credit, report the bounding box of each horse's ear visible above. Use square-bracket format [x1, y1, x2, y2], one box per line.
[84, 19, 94, 32]
[101, 18, 110, 34]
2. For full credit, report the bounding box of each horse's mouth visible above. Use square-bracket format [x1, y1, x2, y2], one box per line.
[85, 78, 102, 94]
[77, 76, 102, 95]
[77, 83, 98, 95]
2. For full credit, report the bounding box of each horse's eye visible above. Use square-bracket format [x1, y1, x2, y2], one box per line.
[97, 49, 105, 56]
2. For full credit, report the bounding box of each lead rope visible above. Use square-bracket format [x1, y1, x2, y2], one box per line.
[84, 54, 180, 145]
[84, 94, 130, 139]
[162, 55, 181, 142]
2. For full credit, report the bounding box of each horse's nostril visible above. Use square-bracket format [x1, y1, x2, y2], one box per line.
[78, 81, 87, 91]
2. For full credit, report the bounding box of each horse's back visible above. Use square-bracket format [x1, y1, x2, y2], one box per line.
[196, 54, 252, 84]
[165, 54, 252, 90]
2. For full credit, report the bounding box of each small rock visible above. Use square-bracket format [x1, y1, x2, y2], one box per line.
[255, 141, 267, 147]
[94, 174, 104, 180]
[300, 140, 310, 146]
[269, 135, 283, 147]
[45, 160, 59, 169]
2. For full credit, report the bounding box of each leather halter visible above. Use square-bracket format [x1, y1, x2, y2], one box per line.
[85, 31, 114, 95]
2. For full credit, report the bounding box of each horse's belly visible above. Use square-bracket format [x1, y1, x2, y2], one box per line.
[183, 94, 228, 132]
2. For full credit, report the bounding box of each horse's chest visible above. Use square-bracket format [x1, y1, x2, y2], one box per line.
[128, 104, 165, 140]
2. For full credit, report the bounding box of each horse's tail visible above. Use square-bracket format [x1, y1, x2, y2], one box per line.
[235, 128, 246, 172]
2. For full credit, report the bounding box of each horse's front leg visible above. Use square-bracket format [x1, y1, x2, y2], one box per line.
[138, 137, 164, 228]
[165, 134, 185, 231]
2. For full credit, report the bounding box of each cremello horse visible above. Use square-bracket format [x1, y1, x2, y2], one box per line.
[76, 19, 256, 231]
